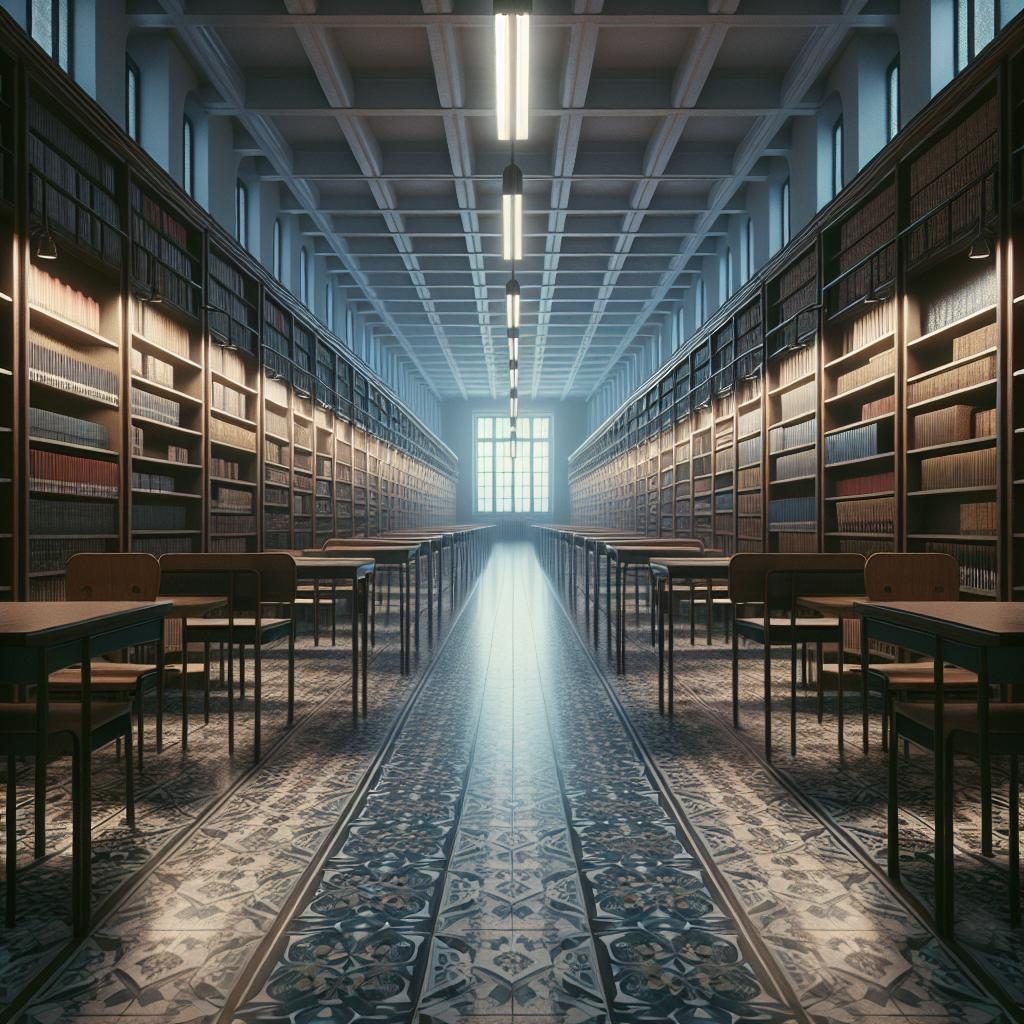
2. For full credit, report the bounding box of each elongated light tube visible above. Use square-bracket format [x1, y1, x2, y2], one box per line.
[495, 7, 529, 141]
[514, 13, 530, 141]
[507, 330, 519, 363]
[509, 362, 518, 392]
[502, 163, 523, 262]
[505, 278, 521, 329]
[510, 392, 518, 419]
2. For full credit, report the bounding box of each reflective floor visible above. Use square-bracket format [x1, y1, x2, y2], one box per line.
[2, 542, 1019, 1023]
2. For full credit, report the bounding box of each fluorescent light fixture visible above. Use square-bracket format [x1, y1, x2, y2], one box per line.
[507, 330, 519, 363]
[505, 278, 521, 329]
[494, 2, 530, 141]
[509, 362, 518, 391]
[510, 392, 518, 419]
[502, 163, 523, 262]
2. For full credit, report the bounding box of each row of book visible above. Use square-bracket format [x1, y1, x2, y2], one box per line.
[774, 448, 816, 481]
[266, 409, 290, 439]
[30, 497, 117, 535]
[907, 351, 995, 406]
[132, 471, 182, 494]
[837, 302, 896, 359]
[737, 437, 761, 467]
[29, 168, 122, 267]
[778, 379, 816, 421]
[265, 377, 289, 408]
[263, 298, 292, 356]
[265, 483, 289, 507]
[957, 501, 998, 536]
[208, 344, 250, 382]
[738, 465, 761, 491]
[265, 439, 287, 465]
[211, 514, 256, 534]
[29, 98, 117, 193]
[768, 496, 816, 527]
[769, 416, 816, 454]
[211, 457, 245, 480]
[294, 422, 313, 449]
[948, 321, 998, 360]
[738, 409, 760, 438]
[833, 347, 895, 397]
[833, 470, 895, 498]
[294, 472, 313, 493]
[29, 536, 107, 573]
[294, 495, 312, 516]
[920, 266, 996, 335]
[825, 421, 889, 465]
[130, 230, 198, 315]
[132, 504, 188, 530]
[131, 347, 175, 388]
[923, 540, 996, 592]
[131, 184, 188, 248]
[212, 486, 253, 512]
[130, 428, 191, 464]
[211, 537, 251, 553]
[29, 407, 109, 450]
[834, 496, 895, 535]
[132, 386, 181, 427]
[212, 381, 250, 420]
[919, 447, 996, 490]
[265, 511, 290, 531]
[132, 300, 192, 359]
[775, 532, 817, 552]
[30, 450, 118, 498]
[776, 247, 818, 315]
[738, 493, 761, 515]
[911, 404, 996, 448]
[266, 465, 290, 488]
[29, 265, 103, 333]
[295, 451, 313, 473]
[716, 448, 736, 474]
[775, 345, 816, 388]
[30, 335, 118, 406]
[211, 418, 257, 452]
[132, 536, 195, 556]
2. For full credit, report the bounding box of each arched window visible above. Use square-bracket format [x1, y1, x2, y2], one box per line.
[695, 278, 705, 328]
[956, 0, 997, 74]
[125, 58, 140, 142]
[724, 247, 734, 297]
[744, 218, 754, 283]
[31, 0, 73, 74]
[831, 115, 844, 199]
[235, 179, 248, 247]
[886, 57, 900, 142]
[325, 281, 334, 331]
[272, 219, 282, 280]
[781, 178, 791, 246]
[183, 116, 195, 198]
[299, 246, 309, 306]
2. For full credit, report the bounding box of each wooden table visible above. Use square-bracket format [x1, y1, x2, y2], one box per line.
[855, 600, 1024, 935]
[293, 557, 375, 716]
[649, 557, 732, 712]
[0, 600, 171, 934]
[799, 594, 868, 753]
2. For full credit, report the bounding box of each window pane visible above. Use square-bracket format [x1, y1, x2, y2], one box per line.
[975, 0, 996, 52]
[56, 0, 70, 72]
[477, 417, 493, 438]
[183, 118, 194, 197]
[533, 416, 548, 438]
[126, 63, 138, 141]
[956, 0, 969, 71]
[32, 0, 53, 56]
[886, 60, 899, 142]
[496, 416, 510, 439]
[832, 117, 843, 198]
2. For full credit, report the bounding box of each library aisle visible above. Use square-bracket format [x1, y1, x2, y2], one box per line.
[12, 542, 1012, 1024]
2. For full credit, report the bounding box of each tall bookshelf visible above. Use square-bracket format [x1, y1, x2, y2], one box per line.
[0, 45, 15, 599]
[1010, 45, 1024, 599]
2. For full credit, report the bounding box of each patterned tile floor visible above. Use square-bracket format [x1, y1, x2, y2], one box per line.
[1, 542, 1019, 1024]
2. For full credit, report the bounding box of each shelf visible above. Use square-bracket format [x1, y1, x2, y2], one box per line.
[824, 411, 894, 436]
[131, 375, 202, 406]
[907, 485, 996, 497]
[907, 533, 996, 541]
[132, 489, 202, 500]
[908, 435, 996, 457]
[825, 452, 894, 469]
[770, 440, 815, 457]
[824, 373, 895, 406]
[768, 524, 816, 533]
[30, 436, 118, 459]
[132, 416, 202, 438]
[210, 476, 257, 488]
[210, 436, 259, 456]
[769, 409, 815, 430]
[31, 533, 119, 540]
[906, 378, 996, 412]
[211, 370, 258, 395]
[211, 407, 257, 430]
[132, 529, 202, 536]
[30, 376, 118, 408]
[132, 454, 202, 470]
[908, 305, 997, 349]
[825, 532, 893, 539]
[768, 370, 816, 397]
[131, 333, 202, 371]
[770, 474, 816, 485]
[265, 430, 290, 445]
[906, 347, 996, 386]
[826, 490, 895, 502]
[30, 305, 118, 349]
[823, 332, 895, 371]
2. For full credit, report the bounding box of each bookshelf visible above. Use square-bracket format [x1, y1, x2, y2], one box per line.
[0, 51, 14, 598]
[735, 374, 763, 553]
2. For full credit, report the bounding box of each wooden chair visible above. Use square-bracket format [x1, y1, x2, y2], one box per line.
[158, 554, 297, 762]
[1, 698, 134, 931]
[729, 553, 865, 760]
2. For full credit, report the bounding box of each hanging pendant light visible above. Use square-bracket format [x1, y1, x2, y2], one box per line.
[509, 360, 518, 392]
[508, 329, 519, 363]
[502, 163, 523, 262]
[505, 277, 521, 329]
[494, 1, 531, 142]
[510, 390, 518, 419]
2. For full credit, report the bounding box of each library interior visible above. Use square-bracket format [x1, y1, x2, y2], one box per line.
[2, 1, 1024, 1022]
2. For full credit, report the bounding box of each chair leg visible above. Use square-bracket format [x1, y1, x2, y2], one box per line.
[253, 646, 263, 763]
[288, 624, 296, 726]
[887, 709, 900, 881]
[6, 754, 16, 927]
[203, 643, 211, 723]
[763, 642, 773, 761]
[181, 643, 190, 751]
[731, 625, 740, 728]
[790, 641, 797, 757]
[124, 728, 136, 829]
[1010, 755, 1020, 929]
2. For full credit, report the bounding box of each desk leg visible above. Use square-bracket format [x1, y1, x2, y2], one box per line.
[351, 574, 359, 719]
[427, 548, 434, 641]
[584, 544, 590, 627]
[362, 577, 369, 716]
[837, 618, 845, 754]
[370, 574, 376, 647]
[657, 577, 665, 714]
[33, 660, 48, 860]
[667, 577, 675, 714]
[604, 554, 611, 655]
[414, 554, 421, 652]
[77, 644, 93, 936]
[615, 561, 622, 674]
[706, 582, 712, 646]
[5, 753, 15, 925]
[405, 561, 412, 674]
[932, 643, 948, 937]
[978, 648, 992, 858]
[1009, 755, 1020, 928]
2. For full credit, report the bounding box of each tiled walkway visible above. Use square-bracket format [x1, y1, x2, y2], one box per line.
[3, 542, 1018, 1023]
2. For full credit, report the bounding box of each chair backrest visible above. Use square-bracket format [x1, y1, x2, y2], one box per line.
[865, 552, 960, 602]
[66, 553, 160, 602]
[159, 553, 297, 608]
[729, 553, 865, 606]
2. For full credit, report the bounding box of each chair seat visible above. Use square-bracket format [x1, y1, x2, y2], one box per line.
[183, 617, 292, 643]
[736, 616, 840, 643]
[820, 662, 978, 688]
[894, 702, 1024, 752]
[49, 663, 158, 691]
[0, 701, 132, 737]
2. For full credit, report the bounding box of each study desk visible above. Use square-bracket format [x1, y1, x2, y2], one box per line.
[0, 600, 171, 933]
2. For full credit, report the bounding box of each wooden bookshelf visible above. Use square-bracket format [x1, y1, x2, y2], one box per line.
[0, 48, 14, 599]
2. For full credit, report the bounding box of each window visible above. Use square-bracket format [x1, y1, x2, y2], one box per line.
[745, 217, 754, 282]
[299, 246, 309, 306]
[956, 0, 998, 74]
[273, 219, 282, 280]
[126, 59, 140, 142]
[183, 116, 195, 198]
[475, 415, 551, 514]
[695, 278, 706, 328]
[235, 180, 248, 248]
[831, 116, 843, 199]
[325, 282, 334, 331]
[725, 247, 734, 297]
[781, 178, 791, 246]
[886, 57, 900, 143]
[31, 0, 72, 74]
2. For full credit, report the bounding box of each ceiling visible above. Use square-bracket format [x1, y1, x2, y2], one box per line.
[133, 1, 898, 402]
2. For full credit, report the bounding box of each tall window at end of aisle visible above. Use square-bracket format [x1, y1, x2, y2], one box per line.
[235, 179, 248, 248]
[31, 0, 73, 74]
[126, 58, 140, 142]
[273, 219, 282, 280]
[886, 57, 900, 142]
[744, 217, 754, 282]
[326, 282, 334, 331]
[475, 415, 551, 514]
[299, 246, 309, 307]
[956, 0, 998, 74]
[183, 116, 195, 198]
[725, 247, 734, 297]
[781, 178, 791, 246]
[831, 115, 844, 199]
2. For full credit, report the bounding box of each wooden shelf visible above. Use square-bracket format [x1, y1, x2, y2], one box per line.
[908, 305, 997, 350]
[906, 378, 996, 412]
[131, 375, 202, 406]
[823, 332, 895, 371]
[29, 305, 118, 349]
[132, 333, 202, 371]
[824, 373, 896, 406]
[908, 435, 996, 456]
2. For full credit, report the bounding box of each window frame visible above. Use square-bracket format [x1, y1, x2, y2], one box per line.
[886, 56, 900, 143]
[299, 246, 309, 307]
[955, 0, 999, 74]
[273, 218, 282, 281]
[781, 178, 791, 246]
[235, 179, 248, 248]
[745, 217, 754, 282]
[474, 413, 552, 515]
[125, 57, 140, 143]
[325, 281, 334, 331]
[183, 115, 195, 198]
[30, 0, 73, 74]
[831, 115, 844, 199]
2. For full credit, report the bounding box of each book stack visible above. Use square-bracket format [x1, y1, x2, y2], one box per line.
[132, 386, 180, 426]
[30, 335, 118, 405]
[839, 301, 896, 357]
[921, 266, 997, 334]
[834, 348, 895, 396]
[293, 471, 313, 493]
[167, 445, 190, 463]
[907, 352, 995, 405]
[212, 514, 256, 535]
[131, 347, 175, 387]
[208, 344, 250, 381]
[737, 409, 760, 438]
[834, 470, 895, 497]
[266, 409, 290, 439]
[835, 496, 895, 535]
[130, 183, 198, 313]
[295, 452, 314, 475]
[768, 496, 815, 529]
[923, 541, 996, 592]
[777, 248, 818, 323]
[833, 184, 896, 311]
[316, 479, 331, 498]
[30, 407, 109, 449]
[862, 394, 896, 419]
[716, 447, 735, 474]
[959, 502, 997, 535]
[211, 537, 249, 553]
[132, 504, 187, 531]
[211, 418, 256, 452]
[132, 300, 191, 359]
[208, 249, 255, 350]
[735, 302, 763, 379]
[774, 448, 816, 481]
[30, 497, 117, 534]
[769, 417, 816, 454]
[294, 422, 313, 449]
[737, 436, 761, 467]
[30, 578, 67, 600]
[974, 408, 997, 437]
[952, 321, 998, 359]
[776, 346, 816, 388]
[211, 457, 243, 480]
[29, 265, 102, 331]
[263, 298, 291, 356]
[779, 380, 815, 421]
[911, 405, 974, 447]
[212, 486, 253, 512]
[825, 422, 887, 464]
[266, 465, 290, 488]
[131, 426, 144, 455]
[919, 448, 997, 490]
[29, 536, 107, 573]
[212, 381, 249, 420]
[777, 532, 817, 553]
[30, 450, 118, 498]
[265, 439, 287, 466]
[265, 484, 289, 507]
[132, 471, 178, 494]
[293, 494, 312, 516]
[738, 493, 761, 515]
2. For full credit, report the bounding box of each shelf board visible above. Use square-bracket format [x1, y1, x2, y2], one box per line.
[770, 440, 815, 457]
[265, 430, 291, 445]
[210, 531, 258, 538]
[211, 369, 258, 396]
[906, 347, 997, 386]
[907, 533, 996, 541]
[823, 332, 895, 371]
[29, 487, 117, 501]
[770, 473, 816, 485]
[906, 378, 996, 412]
[768, 370, 816, 397]
[30, 305, 118, 349]
[210, 507, 255, 515]
[768, 408, 815, 430]
[30, 376, 118, 408]
[210, 436, 259, 456]
[826, 490, 895, 502]
[825, 532, 893, 539]
[132, 454, 201, 470]
[30, 436, 118, 459]
[908, 305, 997, 349]
[907, 485, 996, 496]
[210, 476, 257, 488]
[824, 411, 894, 436]
[131, 374, 202, 406]
[132, 333, 202, 371]
[132, 489, 202, 500]
[132, 529, 202, 536]
[768, 523, 816, 533]
[30, 533, 119, 540]
[824, 373, 895, 406]
[211, 407, 258, 430]
[132, 416, 202, 438]
[960, 586, 998, 597]
[908, 435, 996, 457]
[825, 452, 894, 470]
[0, 290, 12, 304]
[737, 485, 762, 494]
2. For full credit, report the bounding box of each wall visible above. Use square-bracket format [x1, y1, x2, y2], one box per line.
[441, 399, 589, 524]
